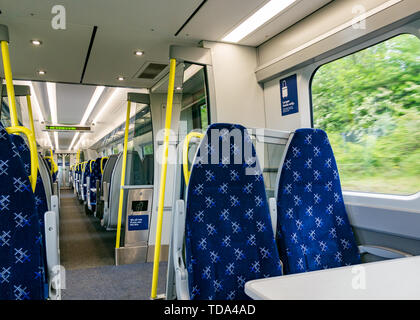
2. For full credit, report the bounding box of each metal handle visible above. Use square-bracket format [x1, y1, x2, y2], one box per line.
[182, 131, 204, 186]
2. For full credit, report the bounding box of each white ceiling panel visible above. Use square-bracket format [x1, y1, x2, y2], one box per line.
[0, 15, 93, 83]
[0, 0, 203, 86]
[56, 83, 96, 123]
[178, 0, 332, 46]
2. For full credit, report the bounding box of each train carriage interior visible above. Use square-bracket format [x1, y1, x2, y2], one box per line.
[0, 0, 419, 301]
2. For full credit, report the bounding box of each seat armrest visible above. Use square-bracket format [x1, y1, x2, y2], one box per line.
[358, 245, 413, 259]
[173, 199, 190, 300]
[51, 195, 59, 227]
[44, 211, 62, 300]
[269, 197, 277, 237]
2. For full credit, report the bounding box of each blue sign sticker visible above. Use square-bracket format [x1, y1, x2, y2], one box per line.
[280, 74, 299, 116]
[128, 215, 149, 231]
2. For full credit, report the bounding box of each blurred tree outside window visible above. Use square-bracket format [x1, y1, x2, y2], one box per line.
[312, 34, 420, 195]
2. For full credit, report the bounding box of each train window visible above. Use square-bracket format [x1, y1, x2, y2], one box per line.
[128, 103, 154, 185]
[311, 33, 420, 195]
[180, 63, 210, 134]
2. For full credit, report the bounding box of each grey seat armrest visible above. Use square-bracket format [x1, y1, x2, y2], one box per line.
[44, 211, 61, 300]
[358, 245, 413, 259]
[173, 199, 190, 300]
[268, 197, 277, 237]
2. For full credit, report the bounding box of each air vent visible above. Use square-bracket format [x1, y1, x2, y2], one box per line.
[137, 62, 168, 80]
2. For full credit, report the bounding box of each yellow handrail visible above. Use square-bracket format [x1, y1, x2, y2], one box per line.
[115, 100, 131, 249]
[26, 95, 35, 136]
[151, 58, 177, 299]
[1, 36, 38, 193]
[50, 149, 58, 175]
[183, 132, 204, 186]
[89, 159, 94, 173]
[6, 126, 39, 192]
[1, 40, 18, 127]
[100, 157, 109, 174]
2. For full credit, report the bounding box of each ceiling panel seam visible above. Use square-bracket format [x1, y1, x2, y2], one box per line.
[80, 25, 98, 83]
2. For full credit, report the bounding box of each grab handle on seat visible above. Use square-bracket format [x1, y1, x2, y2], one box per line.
[100, 156, 109, 174]
[6, 126, 39, 192]
[182, 132, 204, 186]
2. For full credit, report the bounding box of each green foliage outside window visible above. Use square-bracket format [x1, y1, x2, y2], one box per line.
[312, 34, 420, 195]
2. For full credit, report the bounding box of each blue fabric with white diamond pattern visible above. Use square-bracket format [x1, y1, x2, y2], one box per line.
[185, 123, 282, 300]
[9, 135, 49, 285]
[0, 123, 46, 300]
[88, 158, 102, 206]
[275, 128, 360, 274]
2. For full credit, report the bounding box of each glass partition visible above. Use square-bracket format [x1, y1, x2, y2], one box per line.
[1, 96, 23, 127]
[179, 63, 209, 134]
[127, 103, 154, 186]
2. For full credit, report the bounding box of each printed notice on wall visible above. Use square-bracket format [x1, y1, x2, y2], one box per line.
[280, 74, 299, 116]
[128, 215, 149, 231]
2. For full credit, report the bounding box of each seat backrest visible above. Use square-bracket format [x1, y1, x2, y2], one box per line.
[89, 158, 102, 201]
[0, 124, 46, 299]
[10, 135, 49, 222]
[185, 123, 282, 300]
[275, 128, 360, 274]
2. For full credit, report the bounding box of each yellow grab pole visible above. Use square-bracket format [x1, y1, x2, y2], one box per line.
[115, 100, 131, 249]
[26, 95, 36, 137]
[1, 41, 18, 127]
[25, 94, 39, 174]
[151, 58, 177, 299]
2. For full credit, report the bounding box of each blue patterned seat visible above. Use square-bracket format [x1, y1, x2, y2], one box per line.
[0, 123, 46, 300]
[44, 157, 57, 183]
[81, 161, 93, 201]
[275, 128, 361, 274]
[88, 158, 102, 208]
[185, 123, 282, 300]
[9, 136, 49, 276]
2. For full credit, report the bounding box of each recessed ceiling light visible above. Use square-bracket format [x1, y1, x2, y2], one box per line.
[176, 86, 182, 90]
[222, 0, 297, 43]
[31, 39, 42, 46]
[38, 70, 46, 75]
[118, 76, 124, 81]
[134, 50, 144, 56]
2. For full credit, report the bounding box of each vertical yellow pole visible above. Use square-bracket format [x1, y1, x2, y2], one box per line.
[115, 100, 131, 249]
[151, 58, 177, 299]
[26, 95, 36, 136]
[26, 95, 39, 174]
[50, 149, 54, 175]
[1, 41, 18, 127]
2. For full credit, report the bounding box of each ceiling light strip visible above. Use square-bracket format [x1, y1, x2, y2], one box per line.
[46, 82, 57, 123]
[80, 86, 105, 125]
[69, 132, 80, 151]
[75, 88, 122, 151]
[222, 0, 297, 43]
[46, 82, 58, 149]
[92, 88, 122, 124]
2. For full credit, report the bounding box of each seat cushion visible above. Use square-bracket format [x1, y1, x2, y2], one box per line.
[276, 128, 360, 274]
[185, 123, 282, 300]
